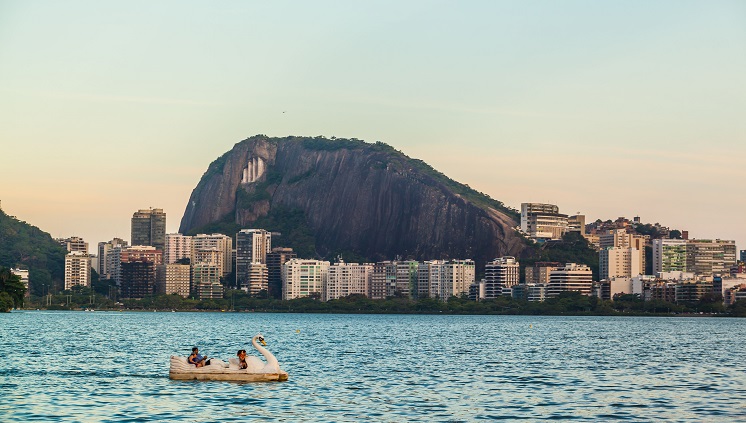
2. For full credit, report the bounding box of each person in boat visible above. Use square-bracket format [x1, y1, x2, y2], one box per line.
[188, 347, 209, 367]
[237, 349, 248, 369]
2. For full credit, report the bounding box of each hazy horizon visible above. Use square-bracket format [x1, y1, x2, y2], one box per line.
[1, 1, 744, 254]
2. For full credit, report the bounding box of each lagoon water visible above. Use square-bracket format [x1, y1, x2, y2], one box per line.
[1, 311, 745, 422]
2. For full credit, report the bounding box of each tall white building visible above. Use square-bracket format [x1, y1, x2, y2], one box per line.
[483, 257, 520, 299]
[243, 263, 269, 296]
[413, 259, 475, 300]
[98, 238, 128, 279]
[417, 260, 446, 299]
[108, 245, 125, 285]
[520, 203, 568, 240]
[599, 247, 643, 280]
[165, 233, 193, 264]
[192, 234, 233, 276]
[64, 251, 92, 290]
[282, 259, 329, 300]
[547, 263, 593, 297]
[324, 261, 373, 301]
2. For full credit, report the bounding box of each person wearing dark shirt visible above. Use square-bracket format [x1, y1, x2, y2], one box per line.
[188, 347, 208, 367]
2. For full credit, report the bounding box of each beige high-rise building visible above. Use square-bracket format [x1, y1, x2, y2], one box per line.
[64, 251, 92, 290]
[599, 247, 643, 280]
[441, 259, 476, 299]
[165, 233, 193, 264]
[520, 203, 568, 240]
[194, 249, 223, 272]
[324, 261, 373, 301]
[282, 259, 330, 300]
[156, 263, 191, 297]
[58, 236, 89, 253]
[192, 234, 232, 276]
[567, 214, 586, 235]
[599, 229, 646, 271]
[547, 263, 593, 297]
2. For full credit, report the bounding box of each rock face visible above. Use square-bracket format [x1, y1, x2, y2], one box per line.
[179, 135, 525, 268]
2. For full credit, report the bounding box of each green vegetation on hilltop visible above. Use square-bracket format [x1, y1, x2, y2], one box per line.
[522, 232, 600, 280]
[185, 212, 241, 238]
[252, 207, 317, 258]
[186, 206, 317, 259]
[301, 136, 367, 151]
[0, 210, 66, 295]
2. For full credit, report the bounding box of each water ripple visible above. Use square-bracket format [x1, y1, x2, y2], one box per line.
[1, 312, 745, 422]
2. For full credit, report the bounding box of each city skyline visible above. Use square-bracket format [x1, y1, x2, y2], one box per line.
[1, 1, 744, 252]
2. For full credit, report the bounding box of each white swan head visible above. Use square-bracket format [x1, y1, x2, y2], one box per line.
[254, 333, 267, 346]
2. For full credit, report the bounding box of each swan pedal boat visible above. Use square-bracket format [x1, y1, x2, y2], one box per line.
[169, 334, 288, 382]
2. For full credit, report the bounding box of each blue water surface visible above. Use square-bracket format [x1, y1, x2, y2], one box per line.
[1, 311, 745, 422]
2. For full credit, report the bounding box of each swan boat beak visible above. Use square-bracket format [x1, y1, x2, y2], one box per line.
[259, 338, 267, 346]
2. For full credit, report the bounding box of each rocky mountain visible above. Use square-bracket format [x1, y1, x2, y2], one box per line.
[179, 135, 526, 268]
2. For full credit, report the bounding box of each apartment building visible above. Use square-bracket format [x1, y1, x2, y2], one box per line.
[520, 203, 568, 240]
[156, 263, 191, 297]
[547, 263, 593, 297]
[64, 251, 92, 290]
[236, 229, 271, 288]
[266, 247, 296, 299]
[483, 257, 520, 299]
[652, 239, 689, 274]
[164, 233, 193, 264]
[324, 261, 373, 301]
[193, 263, 223, 300]
[599, 247, 643, 280]
[131, 208, 166, 251]
[192, 234, 232, 277]
[282, 259, 330, 300]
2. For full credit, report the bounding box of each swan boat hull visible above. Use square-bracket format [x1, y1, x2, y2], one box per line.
[169, 356, 288, 382]
[169, 371, 288, 382]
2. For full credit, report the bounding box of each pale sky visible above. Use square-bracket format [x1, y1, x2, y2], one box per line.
[1, 0, 744, 254]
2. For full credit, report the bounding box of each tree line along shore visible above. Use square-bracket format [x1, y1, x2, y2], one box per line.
[15, 288, 746, 317]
